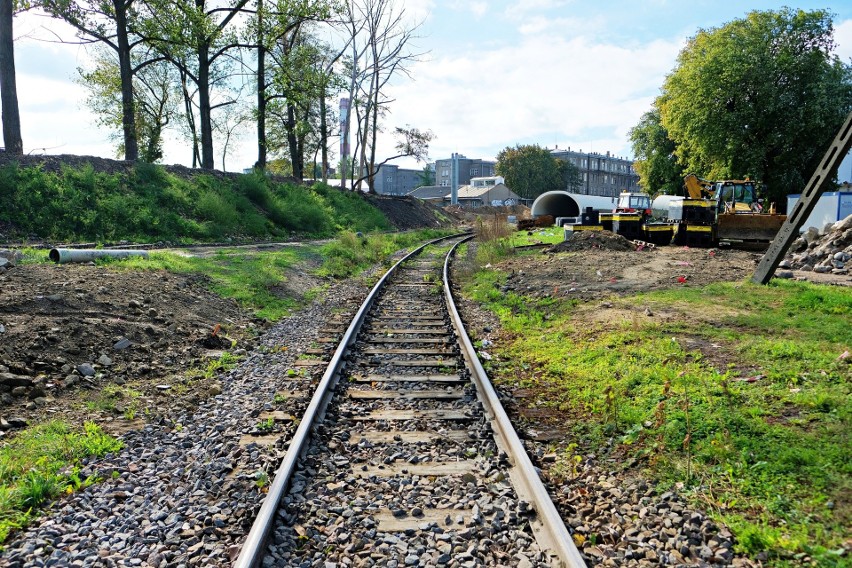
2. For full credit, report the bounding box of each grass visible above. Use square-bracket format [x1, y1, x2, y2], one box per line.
[112, 229, 453, 321]
[0, 421, 122, 542]
[461, 269, 851, 566]
[316, 229, 452, 279]
[510, 227, 564, 246]
[0, 161, 393, 243]
[84, 385, 143, 417]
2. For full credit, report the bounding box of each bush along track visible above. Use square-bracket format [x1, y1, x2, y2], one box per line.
[461, 264, 851, 567]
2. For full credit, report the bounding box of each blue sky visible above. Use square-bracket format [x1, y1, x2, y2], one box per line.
[11, 1, 852, 174]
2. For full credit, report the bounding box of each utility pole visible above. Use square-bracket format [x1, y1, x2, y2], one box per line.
[451, 153, 459, 205]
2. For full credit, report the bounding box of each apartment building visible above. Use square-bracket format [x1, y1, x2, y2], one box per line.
[433, 155, 497, 187]
[370, 164, 426, 195]
[550, 147, 639, 197]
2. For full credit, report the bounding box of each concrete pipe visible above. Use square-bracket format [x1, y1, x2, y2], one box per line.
[530, 191, 618, 219]
[49, 248, 149, 264]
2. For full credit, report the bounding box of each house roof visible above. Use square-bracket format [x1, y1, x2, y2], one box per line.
[455, 183, 518, 200]
[408, 186, 450, 200]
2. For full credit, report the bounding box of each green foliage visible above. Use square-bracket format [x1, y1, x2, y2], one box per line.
[317, 229, 451, 279]
[462, 272, 851, 562]
[629, 109, 685, 195]
[656, 8, 852, 206]
[0, 162, 393, 242]
[495, 144, 574, 199]
[0, 421, 122, 543]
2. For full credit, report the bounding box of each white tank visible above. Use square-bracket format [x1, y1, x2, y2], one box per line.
[530, 191, 618, 219]
[651, 195, 684, 221]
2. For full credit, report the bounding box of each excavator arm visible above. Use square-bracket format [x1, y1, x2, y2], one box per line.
[683, 174, 714, 199]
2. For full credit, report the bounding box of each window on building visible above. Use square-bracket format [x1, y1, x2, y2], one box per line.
[442, 168, 449, 177]
[583, 172, 587, 181]
[440, 180, 449, 187]
[470, 168, 478, 176]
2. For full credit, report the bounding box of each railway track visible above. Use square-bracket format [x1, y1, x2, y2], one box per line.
[234, 235, 585, 567]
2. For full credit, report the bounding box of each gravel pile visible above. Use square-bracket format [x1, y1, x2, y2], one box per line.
[780, 214, 852, 274]
[1, 279, 368, 567]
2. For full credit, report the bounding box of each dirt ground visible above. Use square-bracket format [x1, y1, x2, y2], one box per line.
[496, 229, 850, 303]
[0, 262, 263, 436]
[2, 220, 848, 440]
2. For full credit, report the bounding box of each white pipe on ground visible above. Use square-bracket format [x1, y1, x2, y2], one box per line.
[530, 191, 618, 218]
[49, 248, 149, 264]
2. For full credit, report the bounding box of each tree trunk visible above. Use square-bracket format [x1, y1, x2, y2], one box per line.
[198, 41, 214, 169]
[114, 0, 138, 161]
[255, 0, 266, 169]
[319, 93, 328, 183]
[180, 70, 200, 167]
[287, 103, 302, 180]
[0, 0, 22, 155]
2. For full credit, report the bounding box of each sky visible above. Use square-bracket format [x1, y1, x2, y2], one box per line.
[9, 1, 852, 175]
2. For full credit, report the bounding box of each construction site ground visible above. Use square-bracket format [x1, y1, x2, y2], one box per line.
[3, 225, 848, 441]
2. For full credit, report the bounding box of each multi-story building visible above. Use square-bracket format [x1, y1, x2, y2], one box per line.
[550, 147, 639, 197]
[370, 164, 425, 196]
[434, 155, 497, 188]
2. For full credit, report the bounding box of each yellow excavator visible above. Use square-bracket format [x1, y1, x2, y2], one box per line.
[682, 174, 786, 242]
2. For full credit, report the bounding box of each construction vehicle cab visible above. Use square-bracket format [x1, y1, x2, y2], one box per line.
[682, 174, 785, 243]
[616, 192, 652, 214]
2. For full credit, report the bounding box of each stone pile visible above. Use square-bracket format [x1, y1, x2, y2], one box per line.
[781, 214, 852, 274]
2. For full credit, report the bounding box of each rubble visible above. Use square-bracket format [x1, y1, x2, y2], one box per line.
[547, 230, 637, 253]
[784, 215, 852, 275]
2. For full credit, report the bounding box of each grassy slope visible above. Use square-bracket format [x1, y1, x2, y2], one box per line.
[0, 161, 391, 242]
[462, 247, 850, 566]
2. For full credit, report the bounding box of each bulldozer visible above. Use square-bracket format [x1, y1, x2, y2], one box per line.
[682, 174, 786, 243]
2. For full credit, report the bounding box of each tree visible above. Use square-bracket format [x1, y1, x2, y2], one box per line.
[42, 0, 151, 161]
[77, 47, 178, 162]
[495, 144, 567, 200]
[0, 0, 24, 155]
[352, 125, 432, 188]
[629, 109, 684, 195]
[416, 163, 433, 187]
[343, 0, 422, 192]
[657, 8, 852, 207]
[139, 0, 251, 169]
[252, 0, 336, 170]
[557, 158, 583, 193]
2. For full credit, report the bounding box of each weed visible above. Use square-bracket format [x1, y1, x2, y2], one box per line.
[254, 470, 269, 490]
[256, 418, 275, 432]
[0, 421, 122, 543]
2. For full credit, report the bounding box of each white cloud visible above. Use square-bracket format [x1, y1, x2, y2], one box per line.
[517, 15, 604, 36]
[504, 0, 571, 19]
[835, 18, 852, 62]
[470, 2, 488, 19]
[382, 31, 680, 165]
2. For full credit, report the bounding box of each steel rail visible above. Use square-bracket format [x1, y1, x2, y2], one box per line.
[443, 237, 587, 568]
[234, 232, 469, 568]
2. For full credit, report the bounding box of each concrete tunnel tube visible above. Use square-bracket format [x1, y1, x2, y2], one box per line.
[530, 191, 618, 220]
